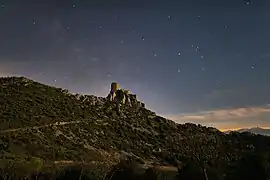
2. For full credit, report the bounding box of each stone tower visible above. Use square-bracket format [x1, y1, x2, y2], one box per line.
[110, 82, 119, 94]
[107, 82, 145, 109]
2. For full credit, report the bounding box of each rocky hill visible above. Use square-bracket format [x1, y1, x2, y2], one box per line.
[1, 76, 270, 179]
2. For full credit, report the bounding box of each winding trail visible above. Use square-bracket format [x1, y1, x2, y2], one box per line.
[0, 120, 179, 172]
[0, 120, 82, 134]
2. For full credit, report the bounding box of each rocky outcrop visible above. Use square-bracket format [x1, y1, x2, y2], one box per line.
[107, 82, 145, 109]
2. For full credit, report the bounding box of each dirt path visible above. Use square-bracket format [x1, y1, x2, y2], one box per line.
[0, 120, 82, 134]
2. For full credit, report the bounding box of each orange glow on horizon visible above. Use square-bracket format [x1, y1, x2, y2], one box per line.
[219, 126, 270, 132]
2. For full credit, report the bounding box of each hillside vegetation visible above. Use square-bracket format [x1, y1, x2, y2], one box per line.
[1, 76, 270, 179]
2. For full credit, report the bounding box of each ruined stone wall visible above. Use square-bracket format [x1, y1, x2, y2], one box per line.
[107, 83, 145, 109]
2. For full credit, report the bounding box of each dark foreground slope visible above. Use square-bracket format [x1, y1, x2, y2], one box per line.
[1, 77, 270, 180]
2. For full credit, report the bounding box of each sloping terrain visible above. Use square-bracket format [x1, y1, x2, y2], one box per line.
[1, 76, 270, 179]
[0, 77, 221, 162]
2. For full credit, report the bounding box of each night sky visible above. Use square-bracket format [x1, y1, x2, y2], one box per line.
[1, 0, 270, 130]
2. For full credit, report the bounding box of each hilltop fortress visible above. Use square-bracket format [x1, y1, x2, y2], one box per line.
[107, 82, 145, 109]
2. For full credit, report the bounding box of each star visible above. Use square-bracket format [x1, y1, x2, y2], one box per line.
[197, 15, 201, 20]
[177, 52, 181, 56]
[141, 36, 145, 41]
[72, 4, 76, 8]
[201, 67, 205, 71]
[177, 69, 181, 73]
[200, 55, 204, 59]
[224, 25, 228, 29]
[168, 15, 171, 20]
[32, 20, 36, 25]
[1, 4, 5, 8]
[99, 25, 102, 29]
[120, 40, 124, 44]
[195, 46, 200, 52]
[152, 52, 157, 57]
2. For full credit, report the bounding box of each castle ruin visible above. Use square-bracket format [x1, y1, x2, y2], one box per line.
[107, 82, 145, 108]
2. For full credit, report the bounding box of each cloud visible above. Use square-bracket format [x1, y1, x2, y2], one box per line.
[163, 106, 270, 131]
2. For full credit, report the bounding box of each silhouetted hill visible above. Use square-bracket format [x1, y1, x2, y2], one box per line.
[1, 76, 270, 179]
[225, 127, 270, 136]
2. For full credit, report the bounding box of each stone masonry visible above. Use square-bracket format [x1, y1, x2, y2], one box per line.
[107, 82, 145, 108]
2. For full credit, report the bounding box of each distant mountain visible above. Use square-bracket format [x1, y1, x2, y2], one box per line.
[225, 127, 270, 136]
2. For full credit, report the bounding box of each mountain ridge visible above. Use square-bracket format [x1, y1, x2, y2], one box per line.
[1, 76, 270, 179]
[225, 127, 270, 136]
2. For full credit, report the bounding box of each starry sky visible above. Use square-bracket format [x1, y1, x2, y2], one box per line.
[1, 0, 270, 130]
